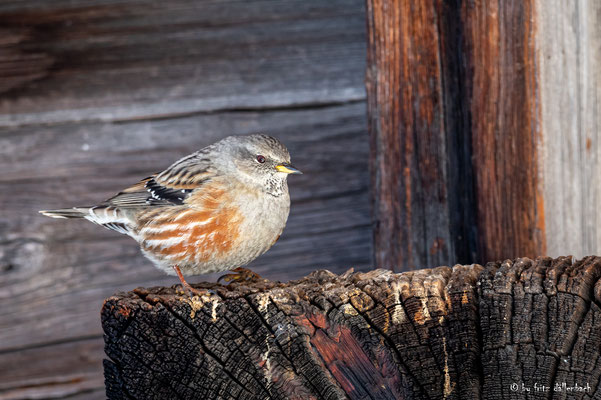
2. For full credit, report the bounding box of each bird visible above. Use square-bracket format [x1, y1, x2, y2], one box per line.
[40, 134, 302, 296]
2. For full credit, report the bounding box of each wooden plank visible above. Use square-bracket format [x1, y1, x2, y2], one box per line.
[461, 0, 545, 262]
[0, 0, 366, 126]
[537, 0, 601, 258]
[366, 0, 447, 271]
[366, 1, 477, 271]
[0, 338, 105, 400]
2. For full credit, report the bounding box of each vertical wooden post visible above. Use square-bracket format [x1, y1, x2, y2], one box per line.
[365, 0, 599, 270]
[366, 1, 477, 271]
[461, 0, 545, 262]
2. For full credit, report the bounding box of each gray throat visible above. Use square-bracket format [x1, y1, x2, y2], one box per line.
[265, 176, 288, 197]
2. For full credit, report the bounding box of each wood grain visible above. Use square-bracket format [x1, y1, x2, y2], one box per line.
[0, 1, 368, 398]
[367, 0, 581, 269]
[462, 0, 545, 262]
[537, 0, 601, 258]
[0, 338, 105, 400]
[102, 256, 601, 399]
[0, 0, 367, 127]
[366, 0, 477, 271]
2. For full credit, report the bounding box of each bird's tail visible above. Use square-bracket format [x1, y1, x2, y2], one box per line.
[39, 207, 90, 219]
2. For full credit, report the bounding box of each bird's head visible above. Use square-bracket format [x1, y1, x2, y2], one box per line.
[213, 134, 301, 196]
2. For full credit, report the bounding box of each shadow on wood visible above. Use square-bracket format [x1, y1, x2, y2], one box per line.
[102, 256, 601, 399]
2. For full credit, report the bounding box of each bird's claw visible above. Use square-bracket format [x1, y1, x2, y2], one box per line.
[176, 283, 214, 298]
[218, 267, 262, 284]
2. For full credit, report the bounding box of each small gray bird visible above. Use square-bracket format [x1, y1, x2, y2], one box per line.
[40, 134, 301, 295]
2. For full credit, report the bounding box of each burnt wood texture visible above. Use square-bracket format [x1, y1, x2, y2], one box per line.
[366, 0, 601, 271]
[103, 256, 601, 399]
[0, 1, 368, 399]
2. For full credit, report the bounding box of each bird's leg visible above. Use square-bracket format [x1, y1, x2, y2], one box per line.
[218, 267, 262, 283]
[172, 265, 209, 297]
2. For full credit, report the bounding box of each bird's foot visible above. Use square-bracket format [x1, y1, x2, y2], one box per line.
[177, 282, 215, 298]
[218, 267, 262, 284]
[172, 264, 214, 298]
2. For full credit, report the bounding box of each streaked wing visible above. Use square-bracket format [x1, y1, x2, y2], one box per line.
[154, 150, 214, 189]
[102, 151, 214, 208]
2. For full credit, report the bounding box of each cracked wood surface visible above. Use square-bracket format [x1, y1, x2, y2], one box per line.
[102, 256, 601, 399]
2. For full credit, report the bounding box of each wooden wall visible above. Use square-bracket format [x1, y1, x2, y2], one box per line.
[0, 1, 368, 399]
[367, 0, 601, 271]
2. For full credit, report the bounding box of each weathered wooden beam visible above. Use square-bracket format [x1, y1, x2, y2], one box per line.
[366, 0, 478, 271]
[461, 0, 545, 263]
[0, 0, 367, 127]
[366, 0, 601, 270]
[102, 256, 601, 399]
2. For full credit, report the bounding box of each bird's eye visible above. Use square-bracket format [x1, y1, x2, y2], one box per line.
[256, 155, 266, 163]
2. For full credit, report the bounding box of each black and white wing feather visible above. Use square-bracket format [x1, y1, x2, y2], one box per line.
[103, 150, 214, 208]
[40, 150, 215, 236]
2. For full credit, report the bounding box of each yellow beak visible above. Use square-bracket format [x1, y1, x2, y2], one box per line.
[275, 163, 302, 174]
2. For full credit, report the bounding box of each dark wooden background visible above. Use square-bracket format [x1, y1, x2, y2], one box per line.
[0, 1, 369, 398]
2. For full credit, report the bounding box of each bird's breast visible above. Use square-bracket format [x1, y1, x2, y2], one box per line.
[237, 190, 290, 244]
